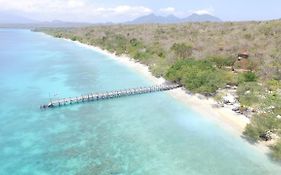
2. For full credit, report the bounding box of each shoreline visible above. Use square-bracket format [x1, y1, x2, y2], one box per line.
[62, 38, 270, 153]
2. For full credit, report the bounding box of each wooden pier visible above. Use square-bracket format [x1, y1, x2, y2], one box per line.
[40, 84, 180, 109]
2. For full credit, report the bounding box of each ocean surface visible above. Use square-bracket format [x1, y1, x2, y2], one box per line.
[0, 29, 280, 175]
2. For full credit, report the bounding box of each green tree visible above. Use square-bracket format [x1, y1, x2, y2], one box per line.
[166, 59, 226, 94]
[71, 35, 81, 41]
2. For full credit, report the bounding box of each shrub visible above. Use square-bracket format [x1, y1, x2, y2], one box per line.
[171, 43, 193, 59]
[166, 59, 226, 94]
[209, 56, 236, 68]
[261, 93, 281, 114]
[243, 114, 280, 142]
[149, 43, 166, 58]
[266, 80, 281, 91]
[271, 140, 281, 160]
[129, 38, 141, 47]
[150, 61, 170, 77]
[224, 71, 239, 85]
[133, 50, 151, 62]
[243, 123, 263, 142]
[238, 72, 257, 83]
[54, 33, 63, 38]
[71, 35, 81, 41]
[237, 82, 262, 106]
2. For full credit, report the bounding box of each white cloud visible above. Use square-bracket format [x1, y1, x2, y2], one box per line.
[95, 5, 152, 16]
[191, 7, 214, 15]
[0, 1, 217, 22]
[158, 7, 187, 17]
[0, 0, 153, 22]
[159, 7, 176, 14]
[0, 0, 75, 13]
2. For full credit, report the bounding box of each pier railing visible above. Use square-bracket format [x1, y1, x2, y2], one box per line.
[41, 84, 180, 109]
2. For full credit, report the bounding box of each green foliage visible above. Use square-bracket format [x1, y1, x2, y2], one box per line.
[238, 72, 258, 83]
[271, 140, 281, 160]
[112, 34, 128, 55]
[209, 56, 236, 68]
[223, 57, 237, 67]
[261, 93, 281, 115]
[71, 35, 81, 41]
[266, 79, 281, 91]
[54, 33, 63, 38]
[129, 38, 142, 48]
[243, 114, 280, 142]
[150, 60, 170, 77]
[166, 59, 226, 94]
[133, 50, 151, 62]
[171, 43, 193, 59]
[224, 71, 239, 85]
[237, 82, 262, 106]
[149, 42, 166, 58]
[244, 92, 281, 160]
[243, 124, 261, 142]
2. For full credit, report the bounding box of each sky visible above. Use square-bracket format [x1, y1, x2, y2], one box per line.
[0, 0, 281, 23]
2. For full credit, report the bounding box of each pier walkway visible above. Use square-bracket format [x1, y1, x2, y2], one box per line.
[41, 84, 180, 109]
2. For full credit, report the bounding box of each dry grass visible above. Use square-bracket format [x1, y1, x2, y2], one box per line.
[39, 20, 281, 80]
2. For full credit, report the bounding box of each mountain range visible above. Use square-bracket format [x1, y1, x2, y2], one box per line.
[0, 13, 222, 28]
[0, 12, 38, 24]
[128, 13, 222, 24]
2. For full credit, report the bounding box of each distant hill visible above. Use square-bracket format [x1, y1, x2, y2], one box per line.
[127, 14, 180, 24]
[0, 12, 37, 24]
[0, 18, 95, 28]
[39, 20, 94, 27]
[0, 12, 222, 28]
[0, 12, 96, 28]
[181, 14, 222, 22]
[128, 13, 222, 24]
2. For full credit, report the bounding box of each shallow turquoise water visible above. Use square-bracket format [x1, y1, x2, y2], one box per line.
[0, 29, 280, 175]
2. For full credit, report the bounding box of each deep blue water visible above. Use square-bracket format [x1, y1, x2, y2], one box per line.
[0, 29, 280, 175]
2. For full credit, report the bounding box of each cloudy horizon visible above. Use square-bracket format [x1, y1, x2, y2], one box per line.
[0, 0, 281, 23]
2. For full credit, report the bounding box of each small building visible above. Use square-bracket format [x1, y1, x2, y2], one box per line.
[238, 51, 249, 60]
[233, 51, 251, 72]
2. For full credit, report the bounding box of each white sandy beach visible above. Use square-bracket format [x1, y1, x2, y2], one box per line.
[64, 38, 270, 153]
[69, 39, 248, 131]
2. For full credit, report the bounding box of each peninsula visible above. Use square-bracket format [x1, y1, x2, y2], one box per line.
[37, 20, 281, 160]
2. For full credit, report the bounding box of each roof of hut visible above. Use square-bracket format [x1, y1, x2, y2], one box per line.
[238, 51, 249, 58]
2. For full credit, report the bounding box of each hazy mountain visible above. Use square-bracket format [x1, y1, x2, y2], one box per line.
[40, 20, 93, 27]
[0, 12, 222, 28]
[0, 18, 95, 28]
[0, 12, 37, 24]
[0, 12, 96, 28]
[128, 14, 180, 24]
[128, 13, 222, 24]
[181, 14, 222, 22]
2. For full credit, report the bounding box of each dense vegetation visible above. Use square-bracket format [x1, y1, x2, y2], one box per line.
[37, 20, 281, 160]
[166, 59, 228, 94]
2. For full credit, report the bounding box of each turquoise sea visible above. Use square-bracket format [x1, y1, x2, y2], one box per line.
[0, 29, 280, 175]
